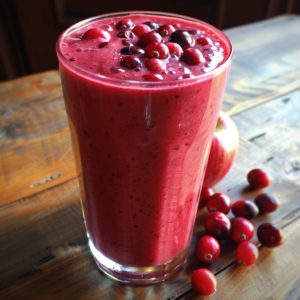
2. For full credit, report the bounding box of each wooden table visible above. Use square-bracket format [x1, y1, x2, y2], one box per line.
[1, 15, 300, 300]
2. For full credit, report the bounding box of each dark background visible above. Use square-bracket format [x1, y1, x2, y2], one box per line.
[0, 0, 299, 82]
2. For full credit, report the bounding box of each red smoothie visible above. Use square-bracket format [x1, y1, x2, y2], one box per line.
[57, 12, 232, 284]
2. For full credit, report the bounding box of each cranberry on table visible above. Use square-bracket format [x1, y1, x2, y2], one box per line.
[235, 241, 259, 266]
[145, 42, 169, 59]
[206, 193, 231, 214]
[165, 42, 183, 57]
[191, 269, 217, 296]
[121, 56, 142, 69]
[132, 24, 151, 36]
[205, 211, 231, 239]
[181, 48, 205, 65]
[247, 168, 271, 189]
[169, 30, 194, 47]
[257, 223, 283, 247]
[81, 28, 111, 40]
[199, 187, 213, 208]
[254, 194, 279, 214]
[157, 24, 176, 37]
[197, 36, 210, 46]
[195, 235, 220, 263]
[231, 200, 259, 219]
[137, 31, 162, 48]
[146, 58, 166, 72]
[143, 74, 164, 81]
[116, 19, 134, 30]
[143, 21, 159, 30]
[231, 217, 254, 243]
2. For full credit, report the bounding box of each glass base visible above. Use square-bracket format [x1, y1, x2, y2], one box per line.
[89, 239, 189, 284]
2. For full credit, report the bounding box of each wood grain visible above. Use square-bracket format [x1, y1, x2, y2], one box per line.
[0, 71, 76, 207]
[222, 16, 300, 117]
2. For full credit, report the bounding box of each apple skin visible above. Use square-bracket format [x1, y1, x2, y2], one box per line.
[203, 111, 239, 188]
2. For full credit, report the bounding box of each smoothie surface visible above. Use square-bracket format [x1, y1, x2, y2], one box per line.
[60, 14, 230, 82]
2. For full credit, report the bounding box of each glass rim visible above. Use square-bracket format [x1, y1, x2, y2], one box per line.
[56, 10, 233, 87]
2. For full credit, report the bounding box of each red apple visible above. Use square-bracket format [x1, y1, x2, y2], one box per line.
[203, 111, 239, 188]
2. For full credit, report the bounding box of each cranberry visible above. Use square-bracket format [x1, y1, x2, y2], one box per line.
[121, 56, 142, 69]
[199, 187, 213, 208]
[143, 21, 159, 30]
[81, 28, 111, 40]
[99, 42, 109, 48]
[247, 169, 271, 189]
[116, 19, 134, 30]
[205, 212, 231, 239]
[145, 42, 169, 59]
[130, 46, 145, 55]
[254, 194, 279, 214]
[257, 223, 283, 248]
[231, 200, 259, 220]
[117, 30, 135, 39]
[235, 241, 259, 266]
[122, 40, 133, 46]
[191, 269, 217, 296]
[206, 193, 231, 214]
[120, 47, 131, 55]
[143, 74, 164, 81]
[137, 31, 162, 48]
[181, 48, 205, 65]
[197, 36, 210, 46]
[120, 46, 144, 55]
[146, 58, 165, 72]
[110, 66, 125, 74]
[165, 42, 183, 57]
[157, 24, 175, 37]
[231, 217, 254, 243]
[195, 235, 220, 263]
[169, 30, 194, 47]
[132, 24, 151, 36]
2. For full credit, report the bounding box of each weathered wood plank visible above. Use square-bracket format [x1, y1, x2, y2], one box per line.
[222, 15, 300, 116]
[0, 71, 76, 207]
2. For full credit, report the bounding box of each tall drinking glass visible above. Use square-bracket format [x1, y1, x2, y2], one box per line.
[56, 11, 233, 284]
